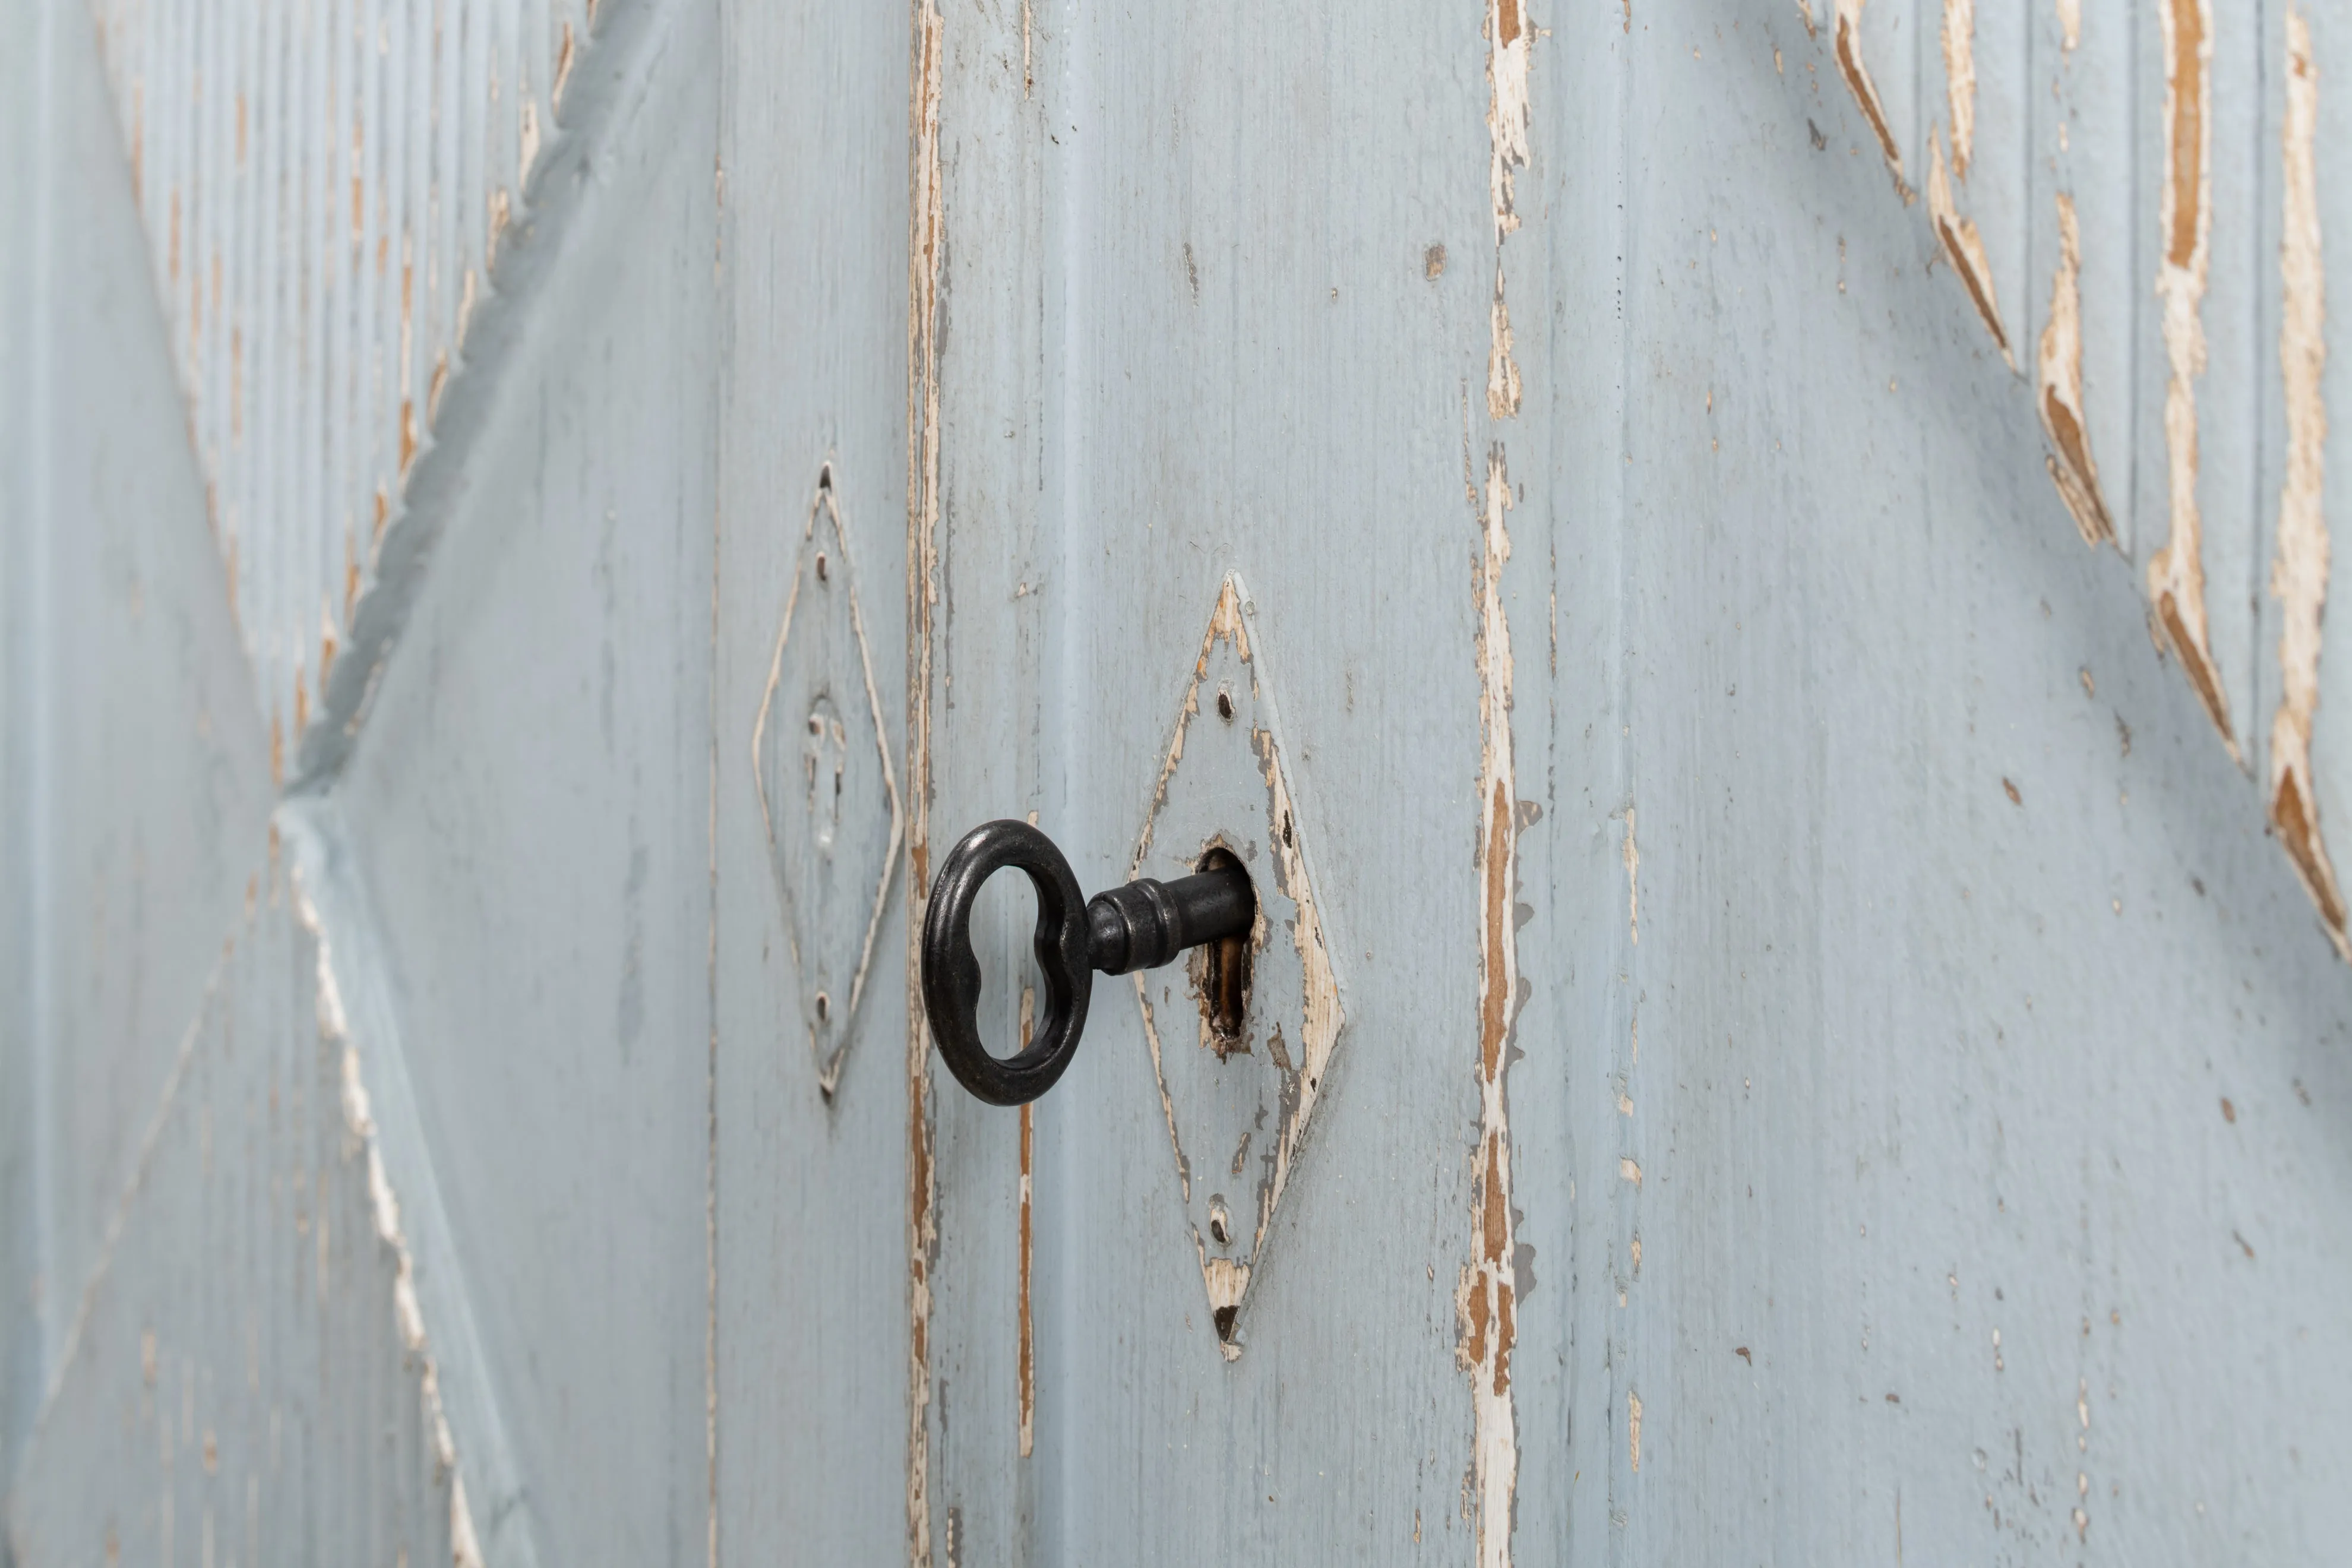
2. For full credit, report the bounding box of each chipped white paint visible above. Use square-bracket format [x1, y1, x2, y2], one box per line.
[2147, 0, 2234, 754]
[35, 0, 2352, 1561]
[1489, 284, 1523, 422]
[1129, 576, 1344, 1361]
[1623, 804, 1639, 944]
[2037, 194, 2116, 546]
[902, 0, 946, 1552]
[1484, 0, 1530, 419]
[2267, 10, 2347, 957]
[82, 0, 596, 756]
[1823, 0, 2352, 936]
[12, 860, 470, 1567]
[1927, 129, 2011, 367]
[1460, 450, 1521, 1568]
[315, 889, 485, 1568]
[1835, 0, 1911, 204]
[1940, 0, 1976, 179]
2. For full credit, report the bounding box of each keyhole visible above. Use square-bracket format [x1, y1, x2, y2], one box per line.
[1194, 846, 1251, 1054]
[815, 550, 829, 583]
[804, 695, 846, 849]
[1207, 1199, 1231, 1248]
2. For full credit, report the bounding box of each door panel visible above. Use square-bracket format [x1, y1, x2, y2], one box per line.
[915, 0, 1512, 1556]
[0, 0, 279, 1489]
[711, 0, 913, 1554]
[8, 1, 728, 1563]
[19, 0, 2352, 1562]
[327, 13, 720, 1557]
[911, 1, 2352, 1564]
[12, 862, 459, 1568]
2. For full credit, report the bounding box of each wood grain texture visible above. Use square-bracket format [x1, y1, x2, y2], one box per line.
[922, 0, 1496, 1557]
[1826, 0, 2352, 943]
[1553, 4, 2352, 1558]
[915, 0, 1055, 1551]
[81, 0, 598, 755]
[0, 1, 278, 1499]
[19, 0, 2352, 1560]
[11, 858, 464, 1568]
[326, 2, 721, 1554]
[712, 0, 913, 1554]
[915, 0, 2352, 1561]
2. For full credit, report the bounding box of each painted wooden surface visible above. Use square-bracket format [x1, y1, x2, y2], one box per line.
[12, 859, 467, 1568]
[1, 0, 279, 1512]
[82, 0, 599, 756]
[12, 0, 2352, 1564]
[710, 0, 913, 1558]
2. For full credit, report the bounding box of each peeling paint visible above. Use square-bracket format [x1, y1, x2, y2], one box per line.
[1488, 274, 1522, 421]
[1622, 805, 1639, 944]
[1835, 0, 1913, 203]
[520, 100, 542, 187]
[1484, 0, 1530, 419]
[1927, 129, 2012, 366]
[20, 858, 495, 1565]
[1629, 1390, 1643, 1472]
[2037, 195, 2117, 546]
[1941, 0, 1975, 179]
[2057, 0, 2081, 52]
[84, 0, 595, 739]
[2268, 11, 2348, 957]
[313, 890, 485, 1568]
[1458, 448, 1520, 1568]
[1130, 578, 1344, 1359]
[555, 24, 578, 113]
[905, 0, 947, 1550]
[2147, 0, 2236, 754]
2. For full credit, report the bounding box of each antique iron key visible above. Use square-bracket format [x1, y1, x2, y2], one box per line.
[920, 819, 1255, 1105]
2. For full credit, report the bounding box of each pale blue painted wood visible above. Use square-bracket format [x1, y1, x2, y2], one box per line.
[710, 0, 914, 1557]
[15, 0, 2352, 1563]
[325, 2, 723, 1555]
[12, 865, 460, 1568]
[2303, 0, 2352, 998]
[0, 0, 277, 1506]
[916, 1, 2352, 1564]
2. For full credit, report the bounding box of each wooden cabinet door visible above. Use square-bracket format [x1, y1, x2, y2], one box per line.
[18, 0, 2352, 1564]
[909, 3, 1548, 1558]
[908, 2, 2352, 1565]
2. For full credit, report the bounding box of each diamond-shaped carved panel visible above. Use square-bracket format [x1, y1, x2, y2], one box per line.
[1130, 574, 1344, 1359]
[754, 473, 902, 1096]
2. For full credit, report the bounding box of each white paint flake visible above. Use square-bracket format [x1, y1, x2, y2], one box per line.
[1484, 0, 1531, 417]
[2037, 194, 2117, 545]
[2147, 0, 2237, 754]
[2268, 10, 2348, 957]
[1460, 448, 1522, 1568]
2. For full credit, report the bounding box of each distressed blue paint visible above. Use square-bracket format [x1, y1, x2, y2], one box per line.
[12, 0, 2352, 1563]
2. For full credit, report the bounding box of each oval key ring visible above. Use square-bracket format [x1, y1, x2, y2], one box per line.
[919, 820, 1095, 1106]
[921, 818, 1257, 1106]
